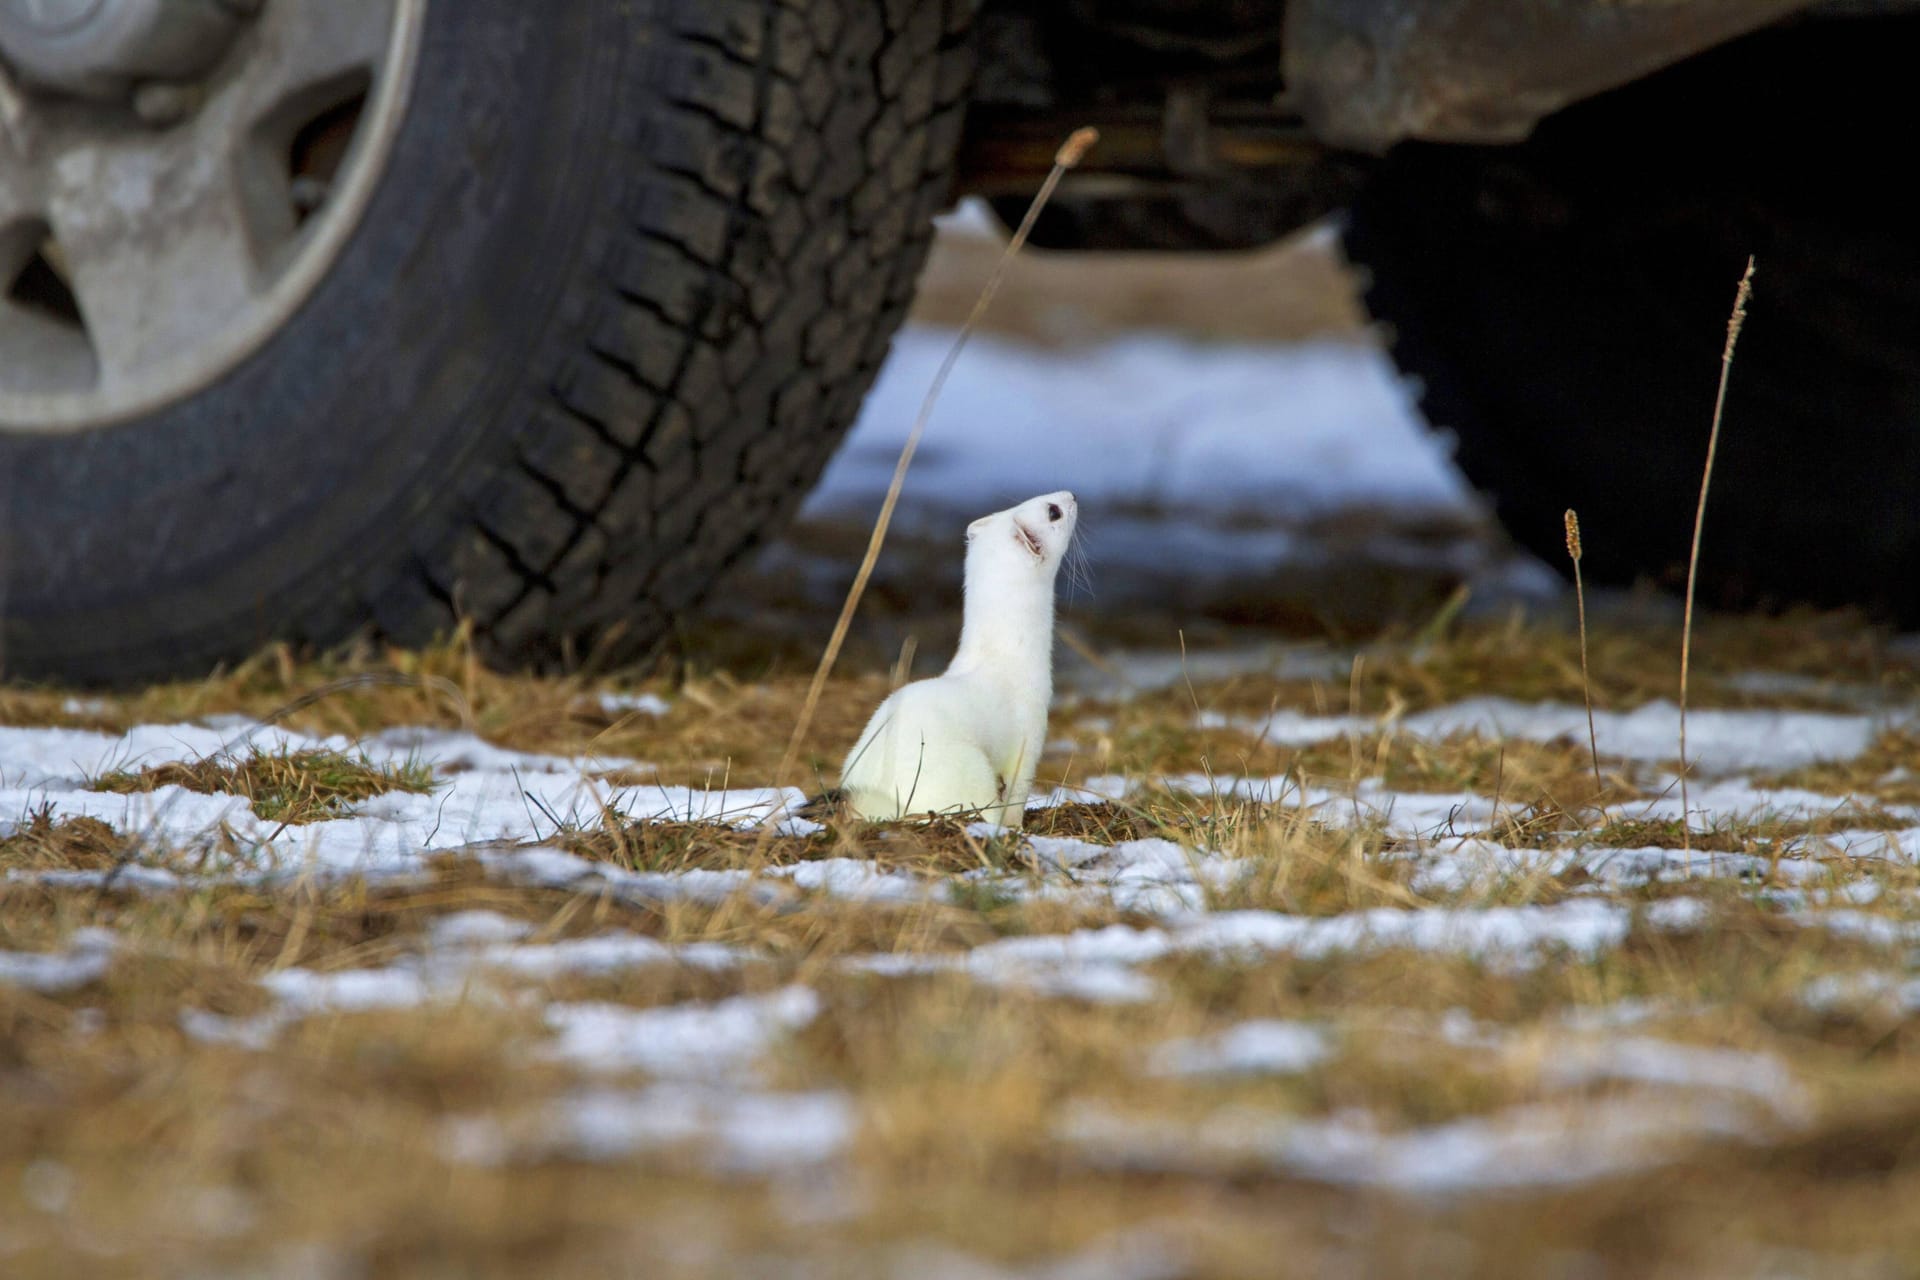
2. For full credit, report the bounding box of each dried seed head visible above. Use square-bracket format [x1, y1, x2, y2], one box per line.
[1564, 509, 1583, 562]
[1056, 127, 1099, 168]
[1724, 256, 1756, 361]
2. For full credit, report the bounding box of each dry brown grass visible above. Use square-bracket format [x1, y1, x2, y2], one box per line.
[0, 611, 1905, 804]
[0, 810, 127, 872]
[3, 610, 1920, 1275]
[1759, 729, 1920, 806]
[1117, 611, 1915, 723]
[3, 845, 1920, 1276]
[90, 745, 435, 826]
[1, 632, 900, 796]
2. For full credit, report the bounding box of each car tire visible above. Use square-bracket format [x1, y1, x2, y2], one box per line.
[0, 0, 975, 683]
[1342, 19, 1920, 623]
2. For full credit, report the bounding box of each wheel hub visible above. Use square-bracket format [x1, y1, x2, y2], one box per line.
[0, 0, 426, 434]
[0, 0, 246, 97]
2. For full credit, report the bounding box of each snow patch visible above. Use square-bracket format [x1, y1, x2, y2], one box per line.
[542, 986, 820, 1078]
[811, 332, 1467, 528]
[445, 1085, 853, 1174]
[1219, 698, 1890, 774]
[1062, 1095, 1770, 1194]
[0, 927, 116, 993]
[1149, 1020, 1332, 1078]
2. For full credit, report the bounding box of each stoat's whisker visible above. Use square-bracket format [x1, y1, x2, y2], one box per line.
[1064, 520, 1095, 604]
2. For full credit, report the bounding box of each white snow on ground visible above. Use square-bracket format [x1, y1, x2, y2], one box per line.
[543, 987, 820, 1079]
[421, 910, 748, 978]
[1542, 1038, 1808, 1119]
[597, 692, 671, 718]
[1148, 1020, 1333, 1078]
[0, 720, 797, 880]
[1134, 1006, 1809, 1118]
[1185, 899, 1631, 964]
[846, 899, 1634, 1005]
[2, 707, 1914, 1197]
[1, 697, 1895, 892]
[477, 845, 791, 912]
[427, 910, 534, 946]
[1803, 971, 1920, 1014]
[0, 928, 115, 993]
[1408, 832, 1920, 900]
[1616, 778, 1916, 828]
[1160, 775, 1499, 841]
[1060, 1094, 1769, 1194]
[764, 857, 933, 903]
[264, 965, 440, 1016]
[792, 326, 1552, 605]
[1207, 698, 1892, 774]
[809, 331, 1468, 528]
[444, 1085, 855, 1174]
[0, 722, 314, 788]
[458, 932, 747, 980]
[1074, 1011, 1811, 1190]
[0, 722, 644, 790]
[178, 920, 760, 1050]
[1012, 835, 1240, 916]
[1791, 909, 1920, 948]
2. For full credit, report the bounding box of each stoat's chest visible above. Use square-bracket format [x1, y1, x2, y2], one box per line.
[945, 668, 1050, 771]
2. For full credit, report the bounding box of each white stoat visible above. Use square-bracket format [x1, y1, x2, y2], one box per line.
[839, 490, 1078, 827]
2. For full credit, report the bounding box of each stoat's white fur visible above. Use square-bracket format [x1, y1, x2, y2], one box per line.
[839, 490, 1078, 827]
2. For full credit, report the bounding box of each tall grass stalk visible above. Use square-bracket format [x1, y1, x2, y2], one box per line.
[1564, 509, 1601, 797]
[1680, 257, 1756, 866]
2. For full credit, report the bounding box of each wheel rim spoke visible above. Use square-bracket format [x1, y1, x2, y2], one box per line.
[0, 187, 40, 240]
[230, 0, 398, 132]
[0, 97, 44, 239]
[45, 138, 265, 389]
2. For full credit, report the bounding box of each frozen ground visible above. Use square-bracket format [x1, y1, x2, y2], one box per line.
[6, 225, 1919, 1275]
[3, 659, 1919, 1277]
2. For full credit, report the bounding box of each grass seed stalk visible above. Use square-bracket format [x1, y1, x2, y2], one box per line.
[1564, 509, 1602, 796]
[1680, 256, 1757, 863]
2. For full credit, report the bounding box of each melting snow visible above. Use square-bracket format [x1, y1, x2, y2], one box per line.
[1149, 1020, 1332, 1078]
[598, 692, 671, 718]
[542, 986, 820, 1078]
[445, 1085, 854, 1174]
[1542, 1038, 1807, 1119]
[1214, 698, 1891, 774]
[813, 332, 1465, 530]
[1062, 1094, 1770, 1194]
[0, 928, 116, 994]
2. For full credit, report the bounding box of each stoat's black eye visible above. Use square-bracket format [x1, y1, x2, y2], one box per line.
[1047, 503, 1063, 522]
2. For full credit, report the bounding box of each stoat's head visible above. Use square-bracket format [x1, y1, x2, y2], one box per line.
[966, 490, 1078, 579]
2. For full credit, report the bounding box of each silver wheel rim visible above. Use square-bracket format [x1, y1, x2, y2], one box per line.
[0, 0, 428, 434]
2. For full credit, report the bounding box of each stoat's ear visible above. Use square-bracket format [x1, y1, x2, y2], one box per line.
[1011, 520, 1044, 559]
[966, 515, 991, 542]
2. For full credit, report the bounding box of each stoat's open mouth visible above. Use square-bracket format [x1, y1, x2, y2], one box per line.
[1012, 521, 1044, 559]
